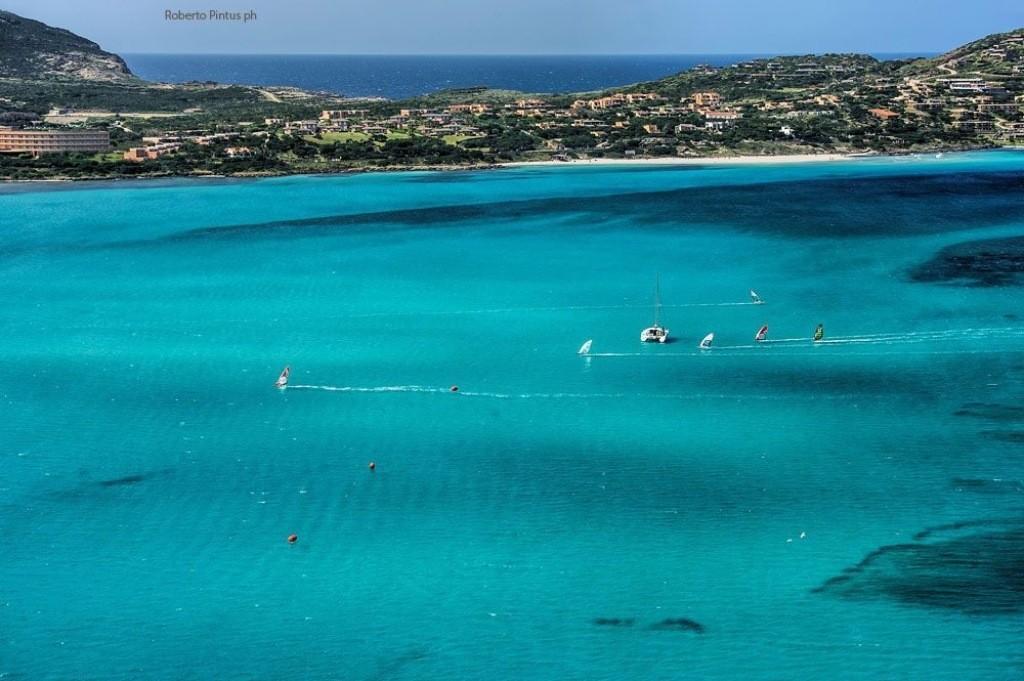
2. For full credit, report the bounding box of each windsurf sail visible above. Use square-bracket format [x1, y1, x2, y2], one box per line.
[275, 366, 290, 388]
[699, 333, 714, 349]
[813, 324, 824, 342]
[578, 339, 593, 355]
[754, 325, 769, 342]
[750, 290, 763, 304]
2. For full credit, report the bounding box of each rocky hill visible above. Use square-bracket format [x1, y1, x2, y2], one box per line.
[0, 9, 132, 81]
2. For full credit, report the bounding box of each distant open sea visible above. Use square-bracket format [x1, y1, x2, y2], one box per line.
[122, 53, 930, 99]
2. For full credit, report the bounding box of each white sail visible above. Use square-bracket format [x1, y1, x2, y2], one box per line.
[275, 366, 290, 388]
[750, 289, 763, 304]
[699, 333, 714, 349]
[578, 339, 593, 355]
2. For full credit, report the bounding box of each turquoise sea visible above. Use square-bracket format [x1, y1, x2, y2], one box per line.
[3, 152, 1024, 680]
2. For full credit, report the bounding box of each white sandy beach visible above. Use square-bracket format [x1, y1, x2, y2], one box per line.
[503, 153, 860, 168]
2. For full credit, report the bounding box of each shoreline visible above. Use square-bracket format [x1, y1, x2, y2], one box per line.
[501, 153, 858, 168]
[0, 147, 1014, 188]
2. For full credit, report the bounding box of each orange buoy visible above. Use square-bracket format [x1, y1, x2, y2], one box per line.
[368, 461, 376, 471]
[450, 385, 459, 392]
[287, 534, 298, 544]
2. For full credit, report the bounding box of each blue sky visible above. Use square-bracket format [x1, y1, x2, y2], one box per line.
[5, 0, 1022, 54]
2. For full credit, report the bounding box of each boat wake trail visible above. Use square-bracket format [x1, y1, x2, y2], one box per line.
[285, 384, 875, 401]
[287, 384, 446, 394]
[287, 384, 629, 399]
[588, 326, 1024, 356]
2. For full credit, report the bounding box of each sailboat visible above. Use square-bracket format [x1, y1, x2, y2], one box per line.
[274, 366, 290, 389]
[813, 324, 824, 342]
[754, 325, 769, 342]
[699, 332, 714, 349]
[750, 290, 764, 304]
[578, 339, 593, 355]
[640, 275, 669, 343]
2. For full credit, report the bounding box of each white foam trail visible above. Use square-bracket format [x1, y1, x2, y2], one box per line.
[287, 384, 445, 393]
[287, 384, 630, 399]
[284, 384, 888, 401]
[586, 326, 1024, 356]
[588, 352, 709, 357]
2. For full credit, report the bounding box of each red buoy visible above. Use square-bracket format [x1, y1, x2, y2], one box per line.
[450, 385, 459, 392]
[287, 534, 298, 544]
[368, 461, 376, 471]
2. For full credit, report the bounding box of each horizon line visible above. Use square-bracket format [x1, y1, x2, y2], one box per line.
[120, 51, 936, 58]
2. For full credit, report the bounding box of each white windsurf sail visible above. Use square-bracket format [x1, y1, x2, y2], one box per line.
[699, 333, 714, 349]
[750, 290, 763, 304]
[275, 366, 290, 388]
[578, 340, 593, 355]
[754, 325, 769, 342]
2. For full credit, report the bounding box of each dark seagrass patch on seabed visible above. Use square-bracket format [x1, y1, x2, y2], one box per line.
[593, 618, 636, 627]
[96, 169, 1024, 251]
[953, 402, 1024, 422]
[648, 618, 705, 633]
[48, 468, 173, 501]
[910, 235, 1024, 287]
[951, 478, 1024, 495]
[368, 647, 428, 681]
[812, 517, 1024, 614]
[979, 430, 1024, 443]
[98, 473, 148, 487]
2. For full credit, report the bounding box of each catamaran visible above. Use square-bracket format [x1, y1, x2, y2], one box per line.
[754, 325, 769, 342]
[275, 366, 290, 389]
[699, 332, 714, 349]
[750, 290, 764, 304]
[578, 339, 593, 355]
[640, 275, 669, 343]
[813, 324, 824, 342]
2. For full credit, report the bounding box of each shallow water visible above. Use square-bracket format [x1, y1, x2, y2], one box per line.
[3, 152, 1024, 680]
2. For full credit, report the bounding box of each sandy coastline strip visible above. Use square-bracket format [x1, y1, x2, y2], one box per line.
[503, 153, 859, 168]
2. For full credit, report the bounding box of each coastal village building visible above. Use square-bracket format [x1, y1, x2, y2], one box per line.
[703, 110, 742, 130]
[123, 143, 180, 162]
[704, 110, 742, 122]
[958, 119, 996, 133]
[285, 120, 319, 134]
[690, 92, 723, 110]
[624, 93, 663, 104]
[570, 92, 661, 111]
[869, 108, 900, 121]
[0, 128, 110, 154]
[446, 103, 490, 115]
[320, 110, 363, 122]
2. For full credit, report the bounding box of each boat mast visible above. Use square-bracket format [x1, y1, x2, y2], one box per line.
[654, 274, 661, 327]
